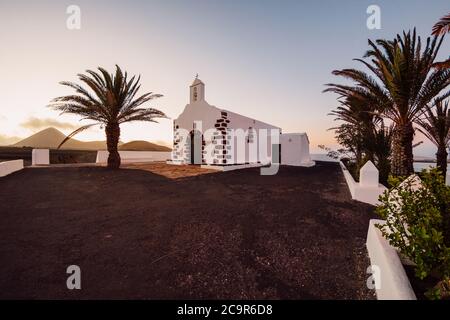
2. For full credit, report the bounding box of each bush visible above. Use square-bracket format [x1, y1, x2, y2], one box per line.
[375, 168, 450, 299]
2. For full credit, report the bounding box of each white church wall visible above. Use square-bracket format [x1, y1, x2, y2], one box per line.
[172, 101, 221, 164]
[225, 109, 280, 164]
[175, 101, 220, 133]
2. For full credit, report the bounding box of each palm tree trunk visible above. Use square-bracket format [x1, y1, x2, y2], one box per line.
[105, 122, 121, 169]
[391, 123, 414, 177]
[436, 146, 448, 181]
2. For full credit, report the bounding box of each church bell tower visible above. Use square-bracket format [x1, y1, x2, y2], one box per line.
[190, 74, 205, 103]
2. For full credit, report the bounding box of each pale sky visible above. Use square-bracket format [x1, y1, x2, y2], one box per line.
[0, 0, 449, 155]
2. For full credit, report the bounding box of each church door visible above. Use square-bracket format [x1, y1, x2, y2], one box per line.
[190, 130, 203, 164]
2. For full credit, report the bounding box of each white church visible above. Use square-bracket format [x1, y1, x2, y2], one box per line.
[170, 76, 314, 169]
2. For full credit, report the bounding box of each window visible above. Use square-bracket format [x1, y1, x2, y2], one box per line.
[193, 87, 198, 101]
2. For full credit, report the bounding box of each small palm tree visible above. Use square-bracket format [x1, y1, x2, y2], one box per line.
[417, 98, 450, 179]
[327, 93, 380, 167]
[370, 124, 394, 185]
[49, 65, 167, 169]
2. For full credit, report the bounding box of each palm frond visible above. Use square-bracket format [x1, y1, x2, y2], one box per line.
[432, 59, 450, 70]
[432, 13, 450, 36]
[416, 98, 450, 148]
[57, 123, 99, 149]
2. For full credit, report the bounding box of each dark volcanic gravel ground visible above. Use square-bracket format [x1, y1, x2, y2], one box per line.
[0, 161, 376, 299]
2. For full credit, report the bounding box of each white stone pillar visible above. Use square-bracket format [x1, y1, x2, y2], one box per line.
[359, 160, 379, 187]
[32, 149, 50, 165]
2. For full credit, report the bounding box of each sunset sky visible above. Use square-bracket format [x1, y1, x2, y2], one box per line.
[0, 0, 449, 155]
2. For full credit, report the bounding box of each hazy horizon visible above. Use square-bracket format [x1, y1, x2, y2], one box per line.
[1, 0, 449, 157]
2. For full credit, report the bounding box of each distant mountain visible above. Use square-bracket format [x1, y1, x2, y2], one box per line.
[12, 127, 107, 150]
[119, 140, 171, 151]
[12, 127, 170, 151]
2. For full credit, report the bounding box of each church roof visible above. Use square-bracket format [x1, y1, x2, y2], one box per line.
[190, 76, 204, 87]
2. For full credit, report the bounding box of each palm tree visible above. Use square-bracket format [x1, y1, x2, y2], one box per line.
[49, 65, 167, 169]
[370, 124, 394, 185]
[326, 89, 393, 183]
[326, 30, 450, 176]
[416, 98, 450, 179]
[327, 93, 379, 166]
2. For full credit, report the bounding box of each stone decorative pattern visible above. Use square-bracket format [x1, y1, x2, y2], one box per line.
[209, 111, 231, 165]
[171, 123, 191, 163]
[171, 112, 232, 165]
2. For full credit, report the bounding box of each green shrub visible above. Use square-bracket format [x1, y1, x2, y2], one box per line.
[375, 168, 450, 299]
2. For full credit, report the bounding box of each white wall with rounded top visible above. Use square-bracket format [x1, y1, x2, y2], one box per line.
[340, 160, 387, 205]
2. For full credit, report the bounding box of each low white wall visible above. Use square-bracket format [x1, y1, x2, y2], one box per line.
[0, 160, 24, 177]
[340, 161, 358, 199]
[339, 161, 387, 205]
[32, 149, 50, 165]
[310, 154, 339, 162]
[96, 151, 171, 164]
[366, 219, 416, 300]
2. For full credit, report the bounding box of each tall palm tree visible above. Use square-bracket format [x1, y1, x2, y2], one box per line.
[417, 98, 450, 179]
[49, 65, 166, 169]
[326, 30, 450, 176]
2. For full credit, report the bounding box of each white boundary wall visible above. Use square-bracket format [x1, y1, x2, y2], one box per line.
[0, 160, 24, 177]
[339, 161, 387, 205]
[366, 219, 416, 300]
[96, 151, 171, 164]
